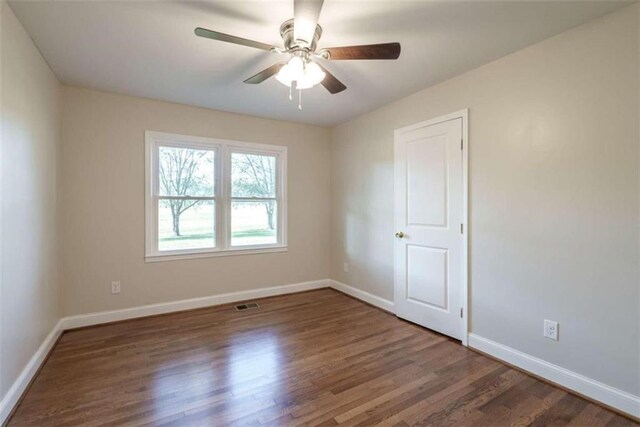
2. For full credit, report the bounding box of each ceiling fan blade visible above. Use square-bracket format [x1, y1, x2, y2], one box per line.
[243, 62, 288, 84]
[195, 27, 277, 52]
[324, 42, 401, 60]
[316, 64, 346, 94]
[294, 0, 324, 47]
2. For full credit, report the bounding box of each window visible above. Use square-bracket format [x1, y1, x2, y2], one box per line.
[145, 131, 287, 261]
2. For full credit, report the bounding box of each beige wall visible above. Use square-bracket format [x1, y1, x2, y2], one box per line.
[1, 1, 61, 398]
[60, 87, 331, 315]
[331, 4, 640, 396]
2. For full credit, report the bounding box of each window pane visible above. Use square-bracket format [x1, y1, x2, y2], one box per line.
[231, 201, 277, 246]
[159, 146, 214, 197]
[231, 153, 276, 198]
[158, 199, 214, 251]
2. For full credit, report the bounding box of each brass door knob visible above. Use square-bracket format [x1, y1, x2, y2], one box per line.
[395, 231, 404, 238]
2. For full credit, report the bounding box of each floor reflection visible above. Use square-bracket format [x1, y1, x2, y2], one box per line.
[226, 331, 282, 398]
[150, 329, 283, 421]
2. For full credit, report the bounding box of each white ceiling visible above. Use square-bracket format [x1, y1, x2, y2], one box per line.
[9, 0, 631, 127]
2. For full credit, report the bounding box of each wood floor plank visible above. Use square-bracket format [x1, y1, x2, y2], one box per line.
[7, 289, 637, 426]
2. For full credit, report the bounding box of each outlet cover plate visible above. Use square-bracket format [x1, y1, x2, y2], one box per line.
[111, 281, 121, 294]
[544, 319, 559, 341]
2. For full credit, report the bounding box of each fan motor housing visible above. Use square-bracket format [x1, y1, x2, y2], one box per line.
[280, 18, 322, 52]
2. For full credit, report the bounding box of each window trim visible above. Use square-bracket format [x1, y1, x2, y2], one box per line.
[145, 131, 287, 262]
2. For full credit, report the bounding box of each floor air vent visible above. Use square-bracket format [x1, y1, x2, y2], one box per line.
[234, 302, 260, 311]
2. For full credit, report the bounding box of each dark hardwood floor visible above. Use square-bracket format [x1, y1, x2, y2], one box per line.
[8, 289, 637, 426]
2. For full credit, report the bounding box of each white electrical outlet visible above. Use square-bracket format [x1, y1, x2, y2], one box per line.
[111, 281, 121, 294]
[343, 262, 349, 273]
[544, 319, 559, 341]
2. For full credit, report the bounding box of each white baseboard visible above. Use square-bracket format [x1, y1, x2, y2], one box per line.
[61, 279, 394, 330]
[329, 279, 395, 313]
[62, 279, 330, 330]
[468, 334, 640, 419]
[0, 319, 64, 424]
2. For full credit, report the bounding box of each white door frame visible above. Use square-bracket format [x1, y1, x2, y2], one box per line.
[393, 109, 469, 346]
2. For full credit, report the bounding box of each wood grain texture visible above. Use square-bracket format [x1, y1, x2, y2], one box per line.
[7, 289, 637, 426]
[325, 43, 401, 60]
[318, 65, 347, 94]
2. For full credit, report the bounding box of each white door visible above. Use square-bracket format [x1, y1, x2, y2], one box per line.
[394, 114, 466, 341]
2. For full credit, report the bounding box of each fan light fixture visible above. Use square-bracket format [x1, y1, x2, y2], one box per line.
[194, 0, 402, 111]
[275, 56, 326, 89]
[275, 55, 326, 109]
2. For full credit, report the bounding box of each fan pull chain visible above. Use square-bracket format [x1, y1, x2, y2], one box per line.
[298, 88, 302, 110]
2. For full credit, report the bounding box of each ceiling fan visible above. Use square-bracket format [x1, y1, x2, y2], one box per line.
[194, 0, 401, 108]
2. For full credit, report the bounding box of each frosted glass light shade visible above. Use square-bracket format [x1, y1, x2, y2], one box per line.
[276, 57, 325, 90]
[275, 65, 294, 86]
[299, 62, 325, 87]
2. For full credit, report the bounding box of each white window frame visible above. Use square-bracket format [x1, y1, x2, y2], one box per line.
[145, 131, 287, 262]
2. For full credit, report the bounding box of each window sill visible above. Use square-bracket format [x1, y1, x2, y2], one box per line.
[145, 246, 288, 263]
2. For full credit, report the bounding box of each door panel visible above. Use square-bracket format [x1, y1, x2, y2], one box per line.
[407, 135, 447, 227]
[394, 117, 464, 340]
[407, 245, 448, 309]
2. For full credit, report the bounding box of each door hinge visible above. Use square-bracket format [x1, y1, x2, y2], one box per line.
[460, 223, 464, 234]
[460, 307, 463, 318]
[461, 139, 463, 150]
